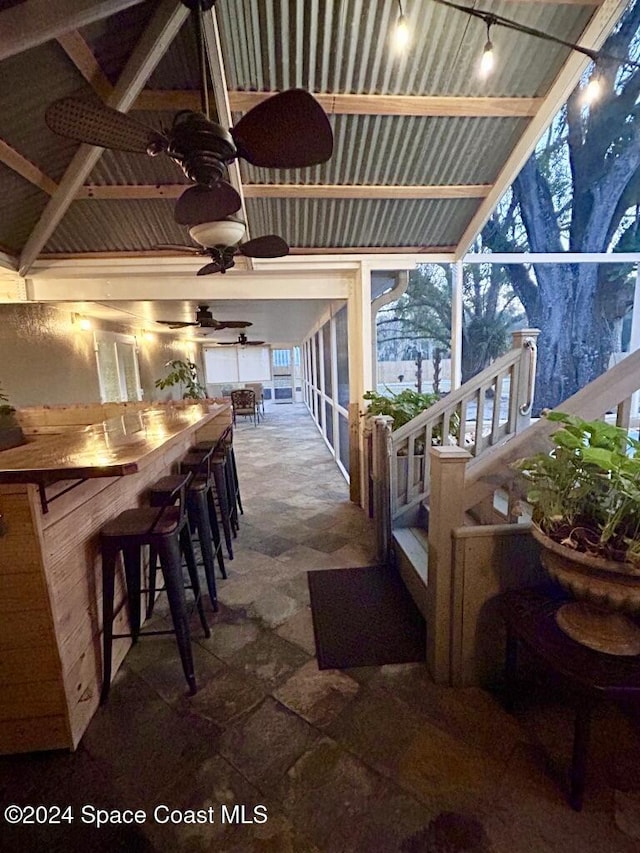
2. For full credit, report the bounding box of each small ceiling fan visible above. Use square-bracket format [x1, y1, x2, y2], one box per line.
[159, 217, 288, 275]
[44, 0, 333, 226]
[156, 304, 251, 330]
[215, 332, 265, 346]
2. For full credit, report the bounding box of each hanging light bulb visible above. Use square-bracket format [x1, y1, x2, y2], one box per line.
[479, 18, 495, 78]
[480, 40, 494, 76]
[393, 1, 410, 51]
[583, 71, 602, 106]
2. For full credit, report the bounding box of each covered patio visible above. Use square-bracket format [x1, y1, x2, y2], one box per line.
[2, 404, 639, 852]
[2, 1, 640, 849]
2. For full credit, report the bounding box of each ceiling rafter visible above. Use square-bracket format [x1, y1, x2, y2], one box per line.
[75, 183, 492, 200]
[133, 90, 543, 117]
[56, 30, 113, 100]
[0, 0, 147, 61]
[18, 0, 190, 277]
[39, 245, 456, 259]
[0, 138, 58, 195]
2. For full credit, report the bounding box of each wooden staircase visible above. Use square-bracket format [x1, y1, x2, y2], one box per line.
[368, 344, 640, 687]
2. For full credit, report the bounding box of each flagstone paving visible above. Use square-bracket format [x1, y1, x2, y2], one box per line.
[1, 402, 639, 852]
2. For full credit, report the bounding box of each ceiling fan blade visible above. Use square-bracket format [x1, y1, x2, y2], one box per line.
[238, 235, 289, 259]
[156, 321, 198, 329]
[215, 320, 253, 329]
[231, 89, 333, 169]
[246, 341, 266, 345]
[197, 261, 225, 276]
[45, 98, 166, 154]
[175, 183, 242, 226]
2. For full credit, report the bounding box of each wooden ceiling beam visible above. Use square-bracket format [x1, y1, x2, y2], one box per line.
[133, 90, 542, 118]
[75, 183, 491, 200]
[0, 0, 147, 61]
[39, 245, 456, 259]
[76, 184, 186, 199]
[56, 30, 113, 100]
[19, 0, 189, 276]
[0, 138, 58, 195]
[243, 184, 491, 200]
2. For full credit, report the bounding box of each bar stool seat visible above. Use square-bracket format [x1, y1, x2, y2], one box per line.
[100, 472, 209, 704]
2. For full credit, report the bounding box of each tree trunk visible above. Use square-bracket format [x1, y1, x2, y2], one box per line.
[533, 263, 612, 412]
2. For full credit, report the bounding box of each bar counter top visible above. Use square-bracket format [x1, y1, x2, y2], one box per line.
[0, 403, 226, 484]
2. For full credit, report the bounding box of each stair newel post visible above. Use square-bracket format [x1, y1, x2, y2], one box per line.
[427, 445, 471, 684]
[372, 415, 394, 563]
[511, 328, 540, 431]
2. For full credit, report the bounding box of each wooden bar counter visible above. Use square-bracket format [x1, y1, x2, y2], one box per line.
[0, 401, 232, 755]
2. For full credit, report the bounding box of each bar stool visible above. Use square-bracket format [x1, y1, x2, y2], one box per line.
[182, 449, 235, 562]
[194, 430, 243, 531]
[147, 445, 224, 611]
[100, 472, 209, 703]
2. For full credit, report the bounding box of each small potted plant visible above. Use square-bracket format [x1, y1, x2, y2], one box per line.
[513, 411, 640, 655]
[363, 388, 459, 496]
[155, 360, 206, 399]
[0, 383, 26, 451]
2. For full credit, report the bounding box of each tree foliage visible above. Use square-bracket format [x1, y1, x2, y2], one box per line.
[483, 1, 640, 411]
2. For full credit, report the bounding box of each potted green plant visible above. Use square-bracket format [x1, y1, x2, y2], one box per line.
[513, 411, 640, 655]
[155, 360, 206, 399]
[363, 388, 459, 497]
[0, 383, 26, 451]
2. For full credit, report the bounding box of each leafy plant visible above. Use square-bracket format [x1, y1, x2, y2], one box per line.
[363, 388, 441, 430]
[513, 412, 640, 565]
[155, 360, 206, 399]
[363, 388, 460, 450]
[0, 382, 15, 419]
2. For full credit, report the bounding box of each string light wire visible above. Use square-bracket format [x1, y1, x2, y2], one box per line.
[429, 0, 640, 73]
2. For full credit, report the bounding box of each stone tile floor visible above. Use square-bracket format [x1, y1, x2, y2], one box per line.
[2, 403, 640, 851]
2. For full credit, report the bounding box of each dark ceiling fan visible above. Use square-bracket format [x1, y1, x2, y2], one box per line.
[215, 332, 265, 346]
[156, 304, 251, 330]
[158, 221, 288, 275]
[44, 0, 333, 226]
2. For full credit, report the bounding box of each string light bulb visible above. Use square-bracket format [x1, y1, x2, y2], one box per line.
[393, 1, 410, 51]
[479, 19, 495, 78]
[583, 71, 602, 105]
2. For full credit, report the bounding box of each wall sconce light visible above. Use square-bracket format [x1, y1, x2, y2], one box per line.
[72, 313, 92, 331]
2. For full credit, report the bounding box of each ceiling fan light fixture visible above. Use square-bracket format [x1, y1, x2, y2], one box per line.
[189, 218, 246, 248]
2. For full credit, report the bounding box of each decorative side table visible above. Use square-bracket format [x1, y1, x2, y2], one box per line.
[499, 585, 640, 810]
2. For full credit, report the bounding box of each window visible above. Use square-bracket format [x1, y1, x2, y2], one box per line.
[94, 332, 142, 402]
[203, 346, 271, 383]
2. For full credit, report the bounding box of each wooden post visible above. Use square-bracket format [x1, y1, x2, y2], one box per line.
[511, 328, 540, 431]
[372, 415, 394, 563]
[348, 402, 362, 505]
[427, 445, 471, 683]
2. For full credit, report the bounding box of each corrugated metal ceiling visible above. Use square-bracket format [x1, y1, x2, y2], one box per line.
[0, 0, 621, 258]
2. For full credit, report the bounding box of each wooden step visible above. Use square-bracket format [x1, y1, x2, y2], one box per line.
[392, 527, 429, 620]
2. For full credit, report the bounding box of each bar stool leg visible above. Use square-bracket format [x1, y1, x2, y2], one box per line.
[224, 456, 239, 533]
[158, 537, 197, 695]
[212, 462, 234, 559]
[146, 546, 158, 619]
[179, 524, 211, 636]
[229, 446, 243, 516]
[205, 489, 227, 579]
[189, 492, 219, 611]
[100, 543, 118, 704]
[122, 544, 142, 642]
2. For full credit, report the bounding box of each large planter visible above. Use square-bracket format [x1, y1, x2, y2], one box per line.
[0, 420, 26, 451]
[531, 524, 640, 656]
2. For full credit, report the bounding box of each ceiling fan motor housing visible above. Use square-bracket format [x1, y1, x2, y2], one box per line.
[168, 112, 236, 185]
